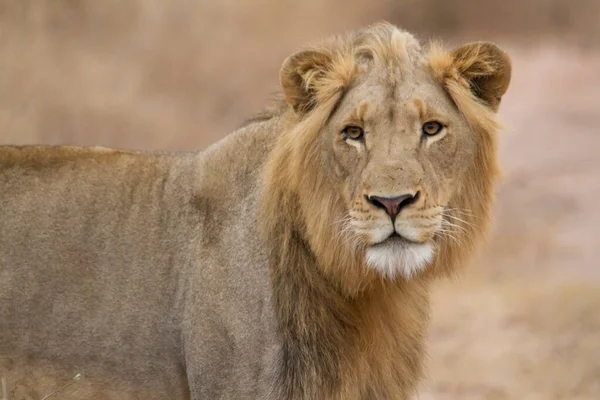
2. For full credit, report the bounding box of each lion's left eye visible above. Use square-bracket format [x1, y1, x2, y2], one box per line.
[342, 126, 364, 141]
[422, 121, 444, 136]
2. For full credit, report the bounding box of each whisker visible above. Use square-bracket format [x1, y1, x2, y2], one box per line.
[440, 213, 477, 229]
[443, 207, 476, 218]
[441, 219, 469, 234]
[436, 231, 460, 246]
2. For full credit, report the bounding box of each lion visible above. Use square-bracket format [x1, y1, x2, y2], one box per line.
[0, 22, 511, 399]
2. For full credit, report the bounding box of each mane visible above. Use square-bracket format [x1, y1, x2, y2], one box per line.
[258, 22, 502, 397]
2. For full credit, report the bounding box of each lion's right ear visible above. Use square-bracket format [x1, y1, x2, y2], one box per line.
[429, 41, 511, 112]
[280, 50, 333, 113]
[449, 42, 511, 111]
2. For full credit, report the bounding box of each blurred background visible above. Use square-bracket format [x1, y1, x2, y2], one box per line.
[1, 0, 599, 398]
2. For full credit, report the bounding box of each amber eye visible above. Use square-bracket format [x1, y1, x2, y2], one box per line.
[422, 121, 444, 136]
[342, 126, 364, 141]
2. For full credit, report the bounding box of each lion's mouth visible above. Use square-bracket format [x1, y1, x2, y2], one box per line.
[372, 232, 421, 247]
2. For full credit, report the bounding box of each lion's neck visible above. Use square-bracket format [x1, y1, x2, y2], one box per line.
[267, 223, 429, 399]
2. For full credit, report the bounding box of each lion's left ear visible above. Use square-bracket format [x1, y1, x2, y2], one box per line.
[433, 42, 511, 112]
[280, 48, 355, 115]
[280, 49, 333, 113]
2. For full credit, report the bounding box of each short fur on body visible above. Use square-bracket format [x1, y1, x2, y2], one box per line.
[0, 23, 510, 399]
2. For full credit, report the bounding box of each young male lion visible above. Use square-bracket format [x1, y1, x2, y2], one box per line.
[0, 22, 510, 399]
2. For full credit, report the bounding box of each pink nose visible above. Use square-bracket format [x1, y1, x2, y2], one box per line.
[366, 192, 419, 222]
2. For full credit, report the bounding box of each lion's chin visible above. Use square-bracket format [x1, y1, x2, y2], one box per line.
[365, 236, 434, 279]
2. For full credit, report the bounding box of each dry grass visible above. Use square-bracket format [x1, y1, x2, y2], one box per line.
[1, 1, 599, 399]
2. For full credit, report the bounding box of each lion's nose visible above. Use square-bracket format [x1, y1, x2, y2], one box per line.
[366, 192, 420, 222]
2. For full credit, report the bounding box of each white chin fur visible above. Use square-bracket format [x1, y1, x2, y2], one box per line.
[365, 242, 434, 279]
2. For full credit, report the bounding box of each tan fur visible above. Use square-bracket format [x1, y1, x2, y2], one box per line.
[0, 23, 511, 399]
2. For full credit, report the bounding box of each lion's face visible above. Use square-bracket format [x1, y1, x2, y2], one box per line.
[276, 24, 511, 283]
[323, 67, 475, 278]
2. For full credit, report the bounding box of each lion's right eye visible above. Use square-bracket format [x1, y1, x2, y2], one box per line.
[342, 126, 364, 141]
[422, 121, 444, 136]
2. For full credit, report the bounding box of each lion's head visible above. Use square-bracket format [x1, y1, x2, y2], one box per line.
[262, 23, 511, 294]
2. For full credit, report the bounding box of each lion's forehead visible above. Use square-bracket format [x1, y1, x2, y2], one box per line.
[336, 76, 456, 129]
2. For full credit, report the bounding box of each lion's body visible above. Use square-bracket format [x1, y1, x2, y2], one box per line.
[0, 23, 511, 399]
[0, 126, 281, 399]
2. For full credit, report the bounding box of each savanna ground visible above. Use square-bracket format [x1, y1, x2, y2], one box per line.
[1, 1, 599, 399]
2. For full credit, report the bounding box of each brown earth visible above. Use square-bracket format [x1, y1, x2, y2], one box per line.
[1, 2, 599, 399]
